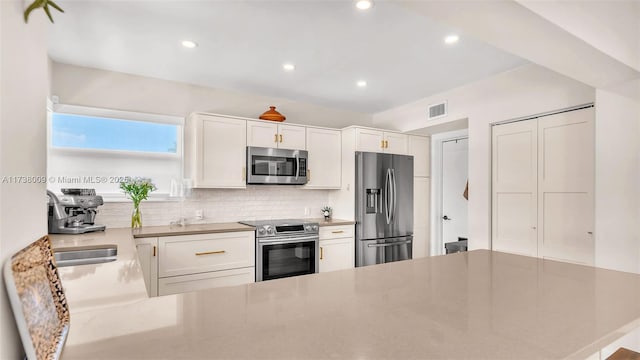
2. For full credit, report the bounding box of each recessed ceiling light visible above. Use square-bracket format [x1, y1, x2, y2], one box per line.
[282, 63, 296, 71]
[181, 40, 198, 48]
[357, 80, 367, 88]
[355, 0, 373, 10]
[444, 35, 459, 44]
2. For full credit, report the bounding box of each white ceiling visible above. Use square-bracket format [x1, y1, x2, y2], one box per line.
[48, 1, 528, 114]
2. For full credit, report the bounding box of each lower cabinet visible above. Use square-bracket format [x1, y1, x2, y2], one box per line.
[135, 236, 158, 297]
[158, 267, 255, 296]
[135, 231, 255, 297]
[319, 225, 355, 273]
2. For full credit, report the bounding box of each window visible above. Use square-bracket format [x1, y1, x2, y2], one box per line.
[52, 113, 178, 153]
[47, 105, 183, 199]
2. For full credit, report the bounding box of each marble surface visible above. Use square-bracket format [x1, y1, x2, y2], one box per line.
[308, 218, 356, 226]
[50, 228, 640, 360]
[132, 222, 255, 238]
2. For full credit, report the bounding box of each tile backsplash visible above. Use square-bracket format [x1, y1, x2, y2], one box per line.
[97, 187, 332, 228]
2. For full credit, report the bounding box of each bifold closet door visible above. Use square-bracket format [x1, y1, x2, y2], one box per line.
[538, 108, 595, 265]
[491, 120, 538, 257]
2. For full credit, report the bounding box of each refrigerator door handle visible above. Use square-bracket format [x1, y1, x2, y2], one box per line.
[367, 240, 412, 248]
[385, 169, 391, 224]
[391, 168, 397, 222]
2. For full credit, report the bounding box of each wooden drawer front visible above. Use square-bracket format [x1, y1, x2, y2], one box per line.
[319, 225, 354, 240]
[158, 231, 254, 278]
[158, 267, 255, 296]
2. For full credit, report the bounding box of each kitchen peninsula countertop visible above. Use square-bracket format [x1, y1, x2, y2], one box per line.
[51, 228, 640, 359]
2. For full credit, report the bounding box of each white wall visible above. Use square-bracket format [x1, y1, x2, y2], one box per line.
[594, 79, 640, 274]
[373, 64, 596, 250]
[0, 2, 49, 358]
[51, 62, 372, 129]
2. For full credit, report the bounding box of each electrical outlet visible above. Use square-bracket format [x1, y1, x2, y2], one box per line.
[195, 209, 204, 220]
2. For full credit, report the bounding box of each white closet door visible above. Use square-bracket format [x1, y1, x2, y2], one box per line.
[538, 108, 595, 265]
[492, 121, 538, 257]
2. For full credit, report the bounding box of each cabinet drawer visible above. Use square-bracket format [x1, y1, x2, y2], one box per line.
[158, 231, 254, 278]
[319, 225, 354, 240]
[158, 267, 255, 296]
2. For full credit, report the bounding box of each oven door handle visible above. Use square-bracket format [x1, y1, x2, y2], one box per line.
[259, 236, 319, 245]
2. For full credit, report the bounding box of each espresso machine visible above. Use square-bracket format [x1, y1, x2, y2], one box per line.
[47, 189, 106, 234]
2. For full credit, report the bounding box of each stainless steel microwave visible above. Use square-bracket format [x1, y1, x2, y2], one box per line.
[246, 147, 308, 185]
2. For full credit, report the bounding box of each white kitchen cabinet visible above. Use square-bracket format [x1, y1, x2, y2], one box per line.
[247, 120, 306, 150]
[319, 225, 354, 273]
[135, 237, 158, 297]
[136, 231, 255, 297]
[384, 132, 408, 155]
[185, 113, 247, 188]
[304, 127, 341, 189]
[413, 177, 430, 258]
[354, 127, 407, 155]
[491, 107, 595, 265]
[408, 135, 430, 177]
[158, 232, 254, 278]
[158, 267, 255, 296]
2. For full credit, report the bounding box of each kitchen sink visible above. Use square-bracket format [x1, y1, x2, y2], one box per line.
[54, 245, 118, 267]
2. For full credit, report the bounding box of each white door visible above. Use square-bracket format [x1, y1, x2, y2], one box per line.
[491, 121, 538, 257]
[441, 138, 468, 250]
[305, 127, 341, 189]
[384, 132, 408, 155]
[278, 124, 306, 150]
[355, 128, 384, 153]
[413, 177, 430, 258]
[247, 120, 279, 148]
[198, 115, 246, 188]
[538, 108, 595, 265]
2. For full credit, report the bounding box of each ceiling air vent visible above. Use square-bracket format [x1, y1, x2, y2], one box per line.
[428, 101, 447, 120]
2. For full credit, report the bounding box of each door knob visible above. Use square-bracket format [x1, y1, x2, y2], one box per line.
[442, 215, 452, 220]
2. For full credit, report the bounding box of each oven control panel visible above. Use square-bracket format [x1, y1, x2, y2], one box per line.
[254, 222, 319, 239]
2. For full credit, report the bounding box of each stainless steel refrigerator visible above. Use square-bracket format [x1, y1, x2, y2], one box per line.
[355, 151, 413, 267]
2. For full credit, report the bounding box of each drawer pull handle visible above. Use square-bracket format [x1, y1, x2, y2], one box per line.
[195, 250, 226, 256]
[331, 230, 345, 234]
[320, 247, 324, 260]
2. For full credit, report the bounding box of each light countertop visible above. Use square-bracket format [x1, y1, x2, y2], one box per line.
[309, 218, 355, 226]
[51, 229, 640, 359]
[132, 222, 256, 238]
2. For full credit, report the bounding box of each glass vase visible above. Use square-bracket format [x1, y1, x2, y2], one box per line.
[131, 204, 142, 228]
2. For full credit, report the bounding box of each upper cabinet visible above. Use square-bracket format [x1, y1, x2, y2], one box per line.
[305, 127, 341, 189]
[247, 120, 306, 150]
[185, 113, 247, 189]
[354, 128, 407, 155]
[407, 135, 430, 177]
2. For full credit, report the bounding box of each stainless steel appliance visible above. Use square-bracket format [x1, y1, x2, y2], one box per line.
[246, 147, 308, 185]
[355, 152, 413, 267]
[47, 189, 106, 234]
[239, 219, 319, 281]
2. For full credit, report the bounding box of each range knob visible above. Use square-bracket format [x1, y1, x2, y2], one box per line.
[258, 227, 266, 235]
[266, 226, 275, 235]
[311, 225, 318, 231]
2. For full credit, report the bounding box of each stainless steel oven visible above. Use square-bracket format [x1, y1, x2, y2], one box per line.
[246, 147, 308, 185]
[240, 219, 319, 281]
